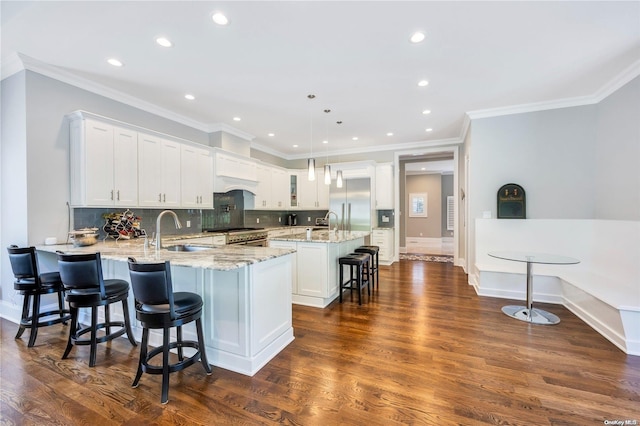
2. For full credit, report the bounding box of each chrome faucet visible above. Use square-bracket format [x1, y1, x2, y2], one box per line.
[324, 210, 339, 233]
[155, 210, 182, 250]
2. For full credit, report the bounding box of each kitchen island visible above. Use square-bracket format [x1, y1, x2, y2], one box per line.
[268, 230, 369, 308]
[36, 239, 295, 376]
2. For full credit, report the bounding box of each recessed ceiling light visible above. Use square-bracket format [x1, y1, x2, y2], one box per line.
[233, 117, 241, 121]
[352, 137, 358, 141]
[421, 167, 426, 171]
[293, 144, 299, 148]
[184, 94, 195, 100]
[418, 80, 429, 87]
[268, 133, 275, 137]
[410, 32, 425, 43]
[422, 109, 431, 115]
[322, 140, 328, 144]
[156, 37, 172, 48]
[425, 128, 433, 132]
[212, 12, 229, 25]
[387, 132, 394, 136]
[107, 58, 123, 67]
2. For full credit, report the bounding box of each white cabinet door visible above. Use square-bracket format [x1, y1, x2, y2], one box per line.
[112, 127, 138, 206]
[271, 168, 289, 209]
[70, 119, 138, 207]
[296, 243, 328, 297]
[296, 170, 317, 208]
[83, 120, 115, 206]
[375, 164, 394, 209]
[138, 133, 181, 207]
[181, 145, 213, 208]
[316, 170, 330, 209]
[254, 163, 272, 209]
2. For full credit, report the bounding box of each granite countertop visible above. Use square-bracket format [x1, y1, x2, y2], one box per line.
[268, 230, 369, 243]
[36, 239, 295, 271]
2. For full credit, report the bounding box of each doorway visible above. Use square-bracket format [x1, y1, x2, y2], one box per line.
[394, 146, 460, 265]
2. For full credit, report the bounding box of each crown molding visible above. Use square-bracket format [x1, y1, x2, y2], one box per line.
[467, 59, 640, 120]
[207, 123, 255, 141]
[0, 52, 25, 80]
[10, 53, 213, 132]
[592, 59, 640, 103]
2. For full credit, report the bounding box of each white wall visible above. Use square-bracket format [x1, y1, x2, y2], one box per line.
[594, 76, 640, 220]
[1, 72, 28, 301]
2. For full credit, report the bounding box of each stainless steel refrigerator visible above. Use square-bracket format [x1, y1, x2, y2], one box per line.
[329, 177, 371, 232]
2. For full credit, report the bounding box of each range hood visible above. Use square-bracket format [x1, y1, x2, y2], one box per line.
[213, 175, 257, 194]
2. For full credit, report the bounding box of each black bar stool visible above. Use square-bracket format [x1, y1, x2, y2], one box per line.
[7, 245, 71, 347]
[355, 246, 380, 290]
[57, 252, 137, 367]
[128, 258, 212, 404]
[338, 253, 370, 305]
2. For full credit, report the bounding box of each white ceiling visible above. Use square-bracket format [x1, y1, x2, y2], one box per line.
[2, 1, 639, 159]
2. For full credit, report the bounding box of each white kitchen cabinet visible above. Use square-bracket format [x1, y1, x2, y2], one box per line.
[271, 167, 289, 209]
[254, 163, 272, 209]
[296, 169, 329, 209]
[375, 164, 394, 209]
[69, 118, 138, 207]
[138, 133, 181, 207]
[181, 144, 213, 208]
[372, 228, 394, 264]
[267, 240, 297, 293]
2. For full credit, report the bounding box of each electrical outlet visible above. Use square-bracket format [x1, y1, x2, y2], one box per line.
[186, 220, 191, 228]
[256, 218, 260, 224]
[308, 217, 311, 222]
[278, 217, 281, 222]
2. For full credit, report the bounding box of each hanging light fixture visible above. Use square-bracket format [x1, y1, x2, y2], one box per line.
[335, 119, 343, 187]
[323, 109, 331, 185]
[307, 94, 316, 181]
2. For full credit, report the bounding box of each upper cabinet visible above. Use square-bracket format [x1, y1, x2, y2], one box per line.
[375, 163, 394, 209]
[138, 133, 181, 208]
[295, 169, 330, 209]
[181, 144, 213, 208]
[213, 150, 258, 193]
[254, 163, 289, 209]
[69, 117, 138, 207]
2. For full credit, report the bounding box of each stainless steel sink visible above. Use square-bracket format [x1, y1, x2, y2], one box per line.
[165, 245, 212, 252]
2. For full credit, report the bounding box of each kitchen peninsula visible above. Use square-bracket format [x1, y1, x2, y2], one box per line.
[36, 240, 295, 376]
[269, 230, 369, 308]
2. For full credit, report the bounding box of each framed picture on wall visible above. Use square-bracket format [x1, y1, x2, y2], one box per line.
[409, 193, 428, 217]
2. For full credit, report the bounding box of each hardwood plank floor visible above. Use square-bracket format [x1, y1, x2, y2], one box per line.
[1, 260, 638, 425]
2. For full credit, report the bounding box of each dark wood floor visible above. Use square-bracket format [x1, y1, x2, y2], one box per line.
[2, 260, 639, 425]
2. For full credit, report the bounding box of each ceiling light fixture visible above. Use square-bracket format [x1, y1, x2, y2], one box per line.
[410, 31, 425, 43]
[268, 133, 275, 137]
[425, 128, 433, 132]
[323, 109, 331, 185]
[184, 94, 195, 100]
[418, 80, 429, 87]
[233, 117, 241, 121]
[293, 144, 299, 148]
[422, 109, 431, 115]
[352, 137, 358, 141]
[212, 12, 229, 25]
[156, 37, 173, 47]
[107, 58, 123, 67]
[307, 94, 316, 181]
[387, 132, 394, 136]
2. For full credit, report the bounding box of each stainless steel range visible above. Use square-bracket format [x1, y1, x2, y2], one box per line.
[204, 228, 267, 246]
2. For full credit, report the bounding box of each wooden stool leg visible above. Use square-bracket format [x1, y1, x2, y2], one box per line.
[27, 293, 41, 347]
[132, 327, 148, 388]
[15, 294, 30, 340]
[161, 327, 170, 404]
[196, 318, 212, 374]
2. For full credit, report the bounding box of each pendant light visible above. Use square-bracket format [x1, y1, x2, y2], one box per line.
[335, 119, 343, 188]
[323, 109, 331, 185]
[307, 94, 316, 181]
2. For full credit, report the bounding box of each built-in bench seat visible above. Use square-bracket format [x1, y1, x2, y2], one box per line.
[473, 219, 639, 356]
